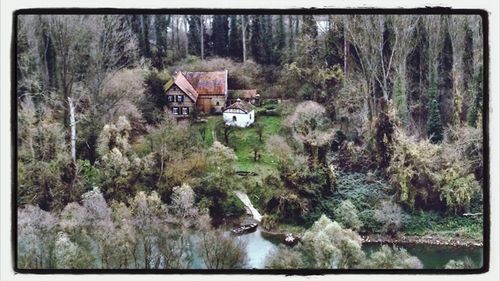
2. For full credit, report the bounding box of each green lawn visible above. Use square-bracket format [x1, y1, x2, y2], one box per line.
[196, 114, 282, 180]
[228, 115, 281, 173]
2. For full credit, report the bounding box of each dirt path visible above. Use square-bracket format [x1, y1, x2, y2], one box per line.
[234, 191, 262, 222]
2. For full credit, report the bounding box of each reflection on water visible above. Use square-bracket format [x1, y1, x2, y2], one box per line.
[189, 228, 483, 269]
[234, 228, 280, 269]
[362, 243, 483, 269]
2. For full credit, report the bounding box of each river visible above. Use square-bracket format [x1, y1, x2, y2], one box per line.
[189, 228, 483, 269]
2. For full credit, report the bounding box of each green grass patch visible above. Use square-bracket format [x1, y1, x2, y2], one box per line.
[227, 115, 281, 174]
[192, 117, 217, 147]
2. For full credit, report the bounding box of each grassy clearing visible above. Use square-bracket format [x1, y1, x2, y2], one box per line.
[194, 114, 282, 183]
[192, 117, 217, 147]
[228, 115, 281, 174]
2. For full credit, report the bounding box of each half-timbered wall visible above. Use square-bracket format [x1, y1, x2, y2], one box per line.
[166, 86, 195, 117]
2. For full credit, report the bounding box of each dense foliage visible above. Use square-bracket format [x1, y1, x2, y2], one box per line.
[16, 13, 484, 270]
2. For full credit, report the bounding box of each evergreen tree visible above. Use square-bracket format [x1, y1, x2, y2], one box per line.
[261, 15, 274, 64]
[153, 15, 171, 68]
[427, 67, 443, 143]
[301, 15, 318, 38]
[250, 16, 264, 63]
[273, 15, 286, 64]
[211, 15, 229, 57]
[187, 16, 201, 56]
[141, 15, 152, 59]
[299, 15, 319, 67]
[461, 21, 474, 122]
[437, 17, 454, 126]
[228, 15, 243, 60]
[406, 16, 429, 134]
[467, 65, 483, 127]
[324, 16, 344, 68]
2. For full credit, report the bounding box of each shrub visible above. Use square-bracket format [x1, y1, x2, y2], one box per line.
[264, 245, 305, 269]
[301, 215, 365, 269]
[333, 200, 363, 231]
[388, 130, 443, 209]
[365, 245, 423, 269]
[445, 257, 477, 269]
[374, 200, 403, 236]
[260, 214, 278, 230]
[439, 167, 480, 213]
[221, 195, 246, 217]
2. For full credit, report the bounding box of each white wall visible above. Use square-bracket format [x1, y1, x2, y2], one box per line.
[223, 110, 255, 127]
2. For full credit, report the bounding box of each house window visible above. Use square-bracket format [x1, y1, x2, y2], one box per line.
[172, 107, 179, 115]
[232, 116, 237, 122]
[168, 95, 174, 102]
[182, 107, 189, 115]
[250, 114, 252, 120]
[216, 101, 220, 106]
[176, 95, 184, 102]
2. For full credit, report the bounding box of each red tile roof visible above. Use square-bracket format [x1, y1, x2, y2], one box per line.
[183, 71, 227, 96]
[170, 72, 199, 102]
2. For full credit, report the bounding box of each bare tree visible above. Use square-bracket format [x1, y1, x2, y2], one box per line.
[241, 15, 248, 63]
[197, 228, 248, 269]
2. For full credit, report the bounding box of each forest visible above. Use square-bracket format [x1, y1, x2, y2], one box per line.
[16, 13, 484, 270]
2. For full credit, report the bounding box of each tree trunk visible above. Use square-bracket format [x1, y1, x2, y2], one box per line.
[200, 15, 204, 60]
[241, 15, 247, 63]
[68, 97, 76, 162]
[344, 16, 348, 81]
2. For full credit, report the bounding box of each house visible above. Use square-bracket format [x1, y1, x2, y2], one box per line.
[164, 70, 228, 117]
[223, 98, 255, 127]
[184, 71, 228, 114]
[164, 72, 199, 117]
[227, 89, 260, 106]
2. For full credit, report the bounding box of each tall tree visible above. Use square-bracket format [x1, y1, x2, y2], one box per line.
[127, 15, 152, 60]
[228, 15, 242, 60]
[437, 17, 454, 127]
[241, 15, 248, 63]
[187, 15, 201, 57]
[467, 65, 483, 127]
[273, 15, 286, 64]
[325, 16, 344, 68]
[250, 16, 263, 63]
[460, 20, 474, 122]
[211, 15, 229, 57]
[406, 16, 429, 135]
[300, 15, 318, 66]
[261, 15, 274, 64]
[427, 66, 443, 143]
[153, 15, 171, 68]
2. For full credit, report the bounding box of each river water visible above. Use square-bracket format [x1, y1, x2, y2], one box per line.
[189, 228, 483, 269]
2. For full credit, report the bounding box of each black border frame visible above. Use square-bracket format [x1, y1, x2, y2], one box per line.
[11, 7, 490, 275]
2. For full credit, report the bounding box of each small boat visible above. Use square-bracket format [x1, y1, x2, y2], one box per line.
[231, 223, 258, 235]
[284, 233, 300, 246]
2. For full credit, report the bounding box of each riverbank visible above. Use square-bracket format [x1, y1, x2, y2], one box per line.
[361, 233, 483, 247]
[259, 226, 482, 247]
